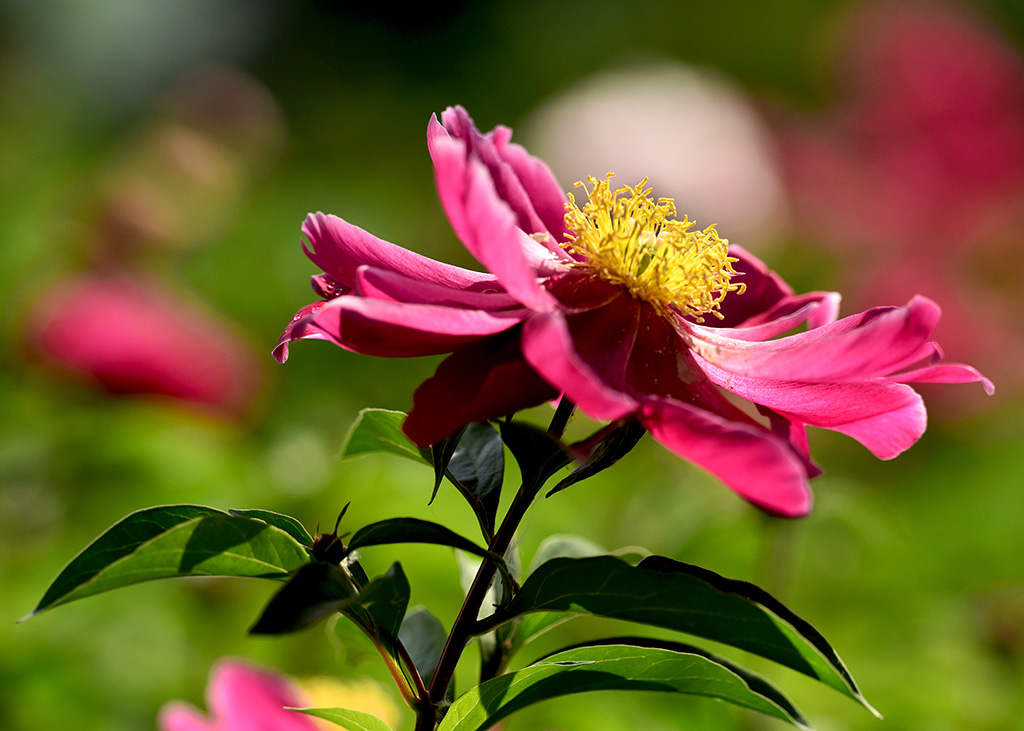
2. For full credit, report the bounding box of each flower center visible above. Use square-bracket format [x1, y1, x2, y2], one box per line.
[562, 174, 745, 320]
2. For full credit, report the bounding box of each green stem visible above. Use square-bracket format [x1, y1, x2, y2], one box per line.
[424, 482, 533, 708]
[415, 405, 573, 729]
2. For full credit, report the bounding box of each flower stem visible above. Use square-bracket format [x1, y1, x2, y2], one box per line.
[416, 406, 573, 729]
[424, 482, 533, 718]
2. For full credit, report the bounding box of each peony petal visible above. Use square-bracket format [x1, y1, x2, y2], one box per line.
[437, 106, 572, 251]
[353, 265, 522, 310]
[282, 296, 525, 358]
[522, 310, 639, 421]
[430, 118, 562, 310]
[495, 137, 574, 248]
[403, 330, 558, 446]
[639, 397, 813, 517]
[695, 354, 928, 459]
[302, 212, 494, 291]
[704, 291, 842, 342]
[893, 362, 995, 394]
[274, 301, 335, 363]
[687, 296, 942, 382]
[715, 245, 795, 327]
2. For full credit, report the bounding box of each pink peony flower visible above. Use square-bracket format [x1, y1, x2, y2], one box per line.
[276, 106, 990, 517]
[159, 660, 318, 731]
[28, 272, 262, 415]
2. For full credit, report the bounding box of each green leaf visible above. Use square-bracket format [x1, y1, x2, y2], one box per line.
[341, 409, 430, 464]
[250, 562, 359, 635]
[486, 555, 877, 715]
[498, 421, 570, 496]
[549, 418, 646, 496]
[437, 642, 812, 731]
[346, 518, 506, 573]
[446, 422, 504, 537]
[359, 562, 410, 640]
[527, 534, 607, 573]
[399, 607, 446, 685]
[428, 426, 466, 502]
[30, 509, 309, 617]
[229, 508, 314, 547]
[292, 707, 394, 731]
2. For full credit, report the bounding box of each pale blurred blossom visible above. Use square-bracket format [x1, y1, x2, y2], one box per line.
[524, 63, 788, 248]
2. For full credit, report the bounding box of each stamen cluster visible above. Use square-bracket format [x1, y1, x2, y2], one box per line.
[563, 175, 745, 320]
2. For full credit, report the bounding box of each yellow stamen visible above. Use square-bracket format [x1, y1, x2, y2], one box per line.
[563, 174, 745, 320]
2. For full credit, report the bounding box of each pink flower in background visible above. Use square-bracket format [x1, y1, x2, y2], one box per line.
[779, 2, 1024, 401]
[159, 660, 317, 731]
[28, 273, 262, 415]
[278, 106, 990, 517]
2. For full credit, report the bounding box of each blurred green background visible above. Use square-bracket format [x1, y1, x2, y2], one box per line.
[2, 1, 1023, 730]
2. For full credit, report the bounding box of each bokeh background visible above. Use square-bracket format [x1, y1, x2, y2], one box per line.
[2, 1, 1023, 729]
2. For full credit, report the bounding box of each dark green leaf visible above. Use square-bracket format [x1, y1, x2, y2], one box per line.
[359, 562, 410, 640]
[341, 409, 430, 464]
[428, 426, 467, 502]
[346, 518, 506, 573]
[399, 607, 446, 685]
[31, 510, 309, 617]
[436, 642, 812, 731]
[527, 534, 607, 573]
[249, 562, 358, 635]
[446, 422, 504, 536]
[498, 421, 570, 496]
[229, 508, 314, 547]
[509, 535, 609, 649]
[292, 707, 394, 731]
[486, 555, 877, 715]
[32, 505, 222, 615]
[548, 418, 646, 496]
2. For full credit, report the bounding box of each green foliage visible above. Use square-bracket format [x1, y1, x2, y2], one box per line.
[399, 607, 447, 686]
[229, 508, 315, 547]
[445, 422, 504, 538]
[437, 642, 811, 731]
[250, 562, 359, 635]
[30, 507, 310, 616]
[293, 707, 395, 731]
[346, 517, 502, 569]
[486, 554, 877, 715]
[341, 409, 431, 465]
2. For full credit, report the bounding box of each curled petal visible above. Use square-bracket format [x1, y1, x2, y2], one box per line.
[522, 310, 638, 421]
[687, 296, 942, 382]
[716, 245, 795, 327]
[690, 291, 841, 343]
[279, 297, 524, 359]
[639, 397, 814, 517]
[696, 355, 928, 459]
[302, 212, 494, 290]
[494, 137, 573, 248]
[274, 301, 334, 362]
[434, 107, 572, 252]
[892, 362, 995, 394]
[404, 330, 558, 446]
[430, 119, 563, 310]
[353, 265, 521, 310]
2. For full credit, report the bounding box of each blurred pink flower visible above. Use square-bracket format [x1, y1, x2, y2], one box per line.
[159, 660, 317, 731]
[277, 106, 990, 517]
[27, 272, 262, 415]
[779, 2, 1024, 401]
